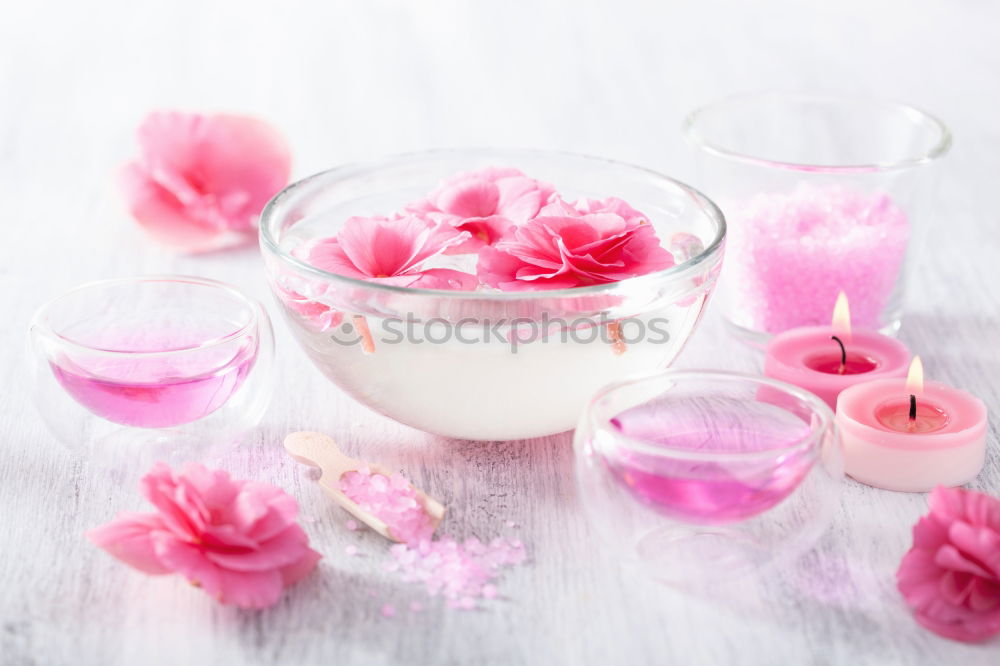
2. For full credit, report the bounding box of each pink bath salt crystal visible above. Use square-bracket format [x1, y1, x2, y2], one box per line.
[384, 535, 526, 610]
[345, 545, 358, 556]
[380, 603, 396, 618]
[345, 519, 358, 531]
[724, 184, 909, 334]
[339, 468, 436, 545]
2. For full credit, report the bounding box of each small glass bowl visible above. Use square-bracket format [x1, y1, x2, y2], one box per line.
[28, 276, 275, 466]
[260, 149, 726, 441]
[574, 370, 843, 589]
[683, 92, 950, 345]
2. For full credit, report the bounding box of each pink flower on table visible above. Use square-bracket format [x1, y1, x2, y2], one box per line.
[476, 197, 674, 291]
[407, 167, 556, 253]
[87, 463, 321, 609]
[301, 214, 479, 290]
[896, 486, 1000, 642]
[121, 111, 291, 253]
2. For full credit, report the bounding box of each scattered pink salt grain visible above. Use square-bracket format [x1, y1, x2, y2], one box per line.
[380, 603, 396, 618]
[345, 519, 359, 531]
[386, 535, 526, 610]
[340, 466, 436, 544]
[345, 545, 358, 556]
[341, 464, 527, 611]
[725, 184, 909, 333]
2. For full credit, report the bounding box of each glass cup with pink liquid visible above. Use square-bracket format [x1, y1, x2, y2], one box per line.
[29, 276, 274, 466]
[574, 370, 843, 589]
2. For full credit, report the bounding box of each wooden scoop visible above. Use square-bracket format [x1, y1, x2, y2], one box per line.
[283, 431, 445, 543]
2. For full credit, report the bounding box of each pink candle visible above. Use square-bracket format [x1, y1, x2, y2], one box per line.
[836, 358, 987, 492]
[763, 292, 910, 408]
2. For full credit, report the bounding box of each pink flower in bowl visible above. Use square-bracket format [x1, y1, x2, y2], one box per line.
[121, 111, 291, 253]
[300, 214, 479, 290]
[896, 486, 1000, 642]
[87, 463, 321, 609]
[407, 167, 555, 253]
[476, 197, 674, 291]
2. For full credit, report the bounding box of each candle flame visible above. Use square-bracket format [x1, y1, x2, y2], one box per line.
[831, 291, 851, 342]
[906, 356, 924, 396]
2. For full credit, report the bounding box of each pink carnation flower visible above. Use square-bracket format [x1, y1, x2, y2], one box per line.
[302, 214, 478, 290]
[896, 486, 1000, 642]
[87, 463, 321, 609]
[407, 167, 555, 253]
[121, 111, 291, 253]
[476, 197, 674, 291]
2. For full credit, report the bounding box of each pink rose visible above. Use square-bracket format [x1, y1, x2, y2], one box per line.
[121, 111, 291, 253]
[87, 463, 321, 609]
[301, 214, 479, 290]
[408, 167, 556, 253]
[896, 486, 1000, 642]
[476, 197, 674, 291]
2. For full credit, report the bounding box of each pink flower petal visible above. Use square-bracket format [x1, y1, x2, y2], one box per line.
[88, 463, 318, 610]
[204, 525, 311, 572]
[87, 513, 171, 575]
[478, 207, 673, 291]
[280, 548, 322, 587]
[897, 487, 1000, 642]
[121, 111, 290, 252]
[436, 180, 500, 218]
[215, 568, 286, 609]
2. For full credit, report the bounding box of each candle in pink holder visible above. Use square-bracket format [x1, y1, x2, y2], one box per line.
[836, 357, 987, 492]
[764, 292, 910, 408]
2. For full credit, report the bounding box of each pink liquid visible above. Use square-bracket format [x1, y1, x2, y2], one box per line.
[51, 344, 256, 428]
[607, 398, 816, 524]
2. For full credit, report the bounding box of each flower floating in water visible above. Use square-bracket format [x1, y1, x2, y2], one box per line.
[407, 167, 555, 253]
[297, 166, 675, 294]
[302, 214, 478, 290]
[121, 111, 291, 253]
[87, 463, 320, 609]
[896, 486, 1000, 642]
[476, 196, 674, 291]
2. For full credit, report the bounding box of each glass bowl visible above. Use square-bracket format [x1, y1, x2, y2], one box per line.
[260, 149, 726, 441]
[574, 370, 843, 589]
[683, 92, 950, 345]
[28, 276, 275, 465]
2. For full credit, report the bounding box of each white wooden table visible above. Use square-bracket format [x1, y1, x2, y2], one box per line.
[2, 1, 998, 664]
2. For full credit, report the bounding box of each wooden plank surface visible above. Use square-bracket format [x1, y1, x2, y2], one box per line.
[1, 1, 998, 664]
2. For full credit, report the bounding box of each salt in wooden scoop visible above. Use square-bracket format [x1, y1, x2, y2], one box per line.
[283, 431, 445, 543]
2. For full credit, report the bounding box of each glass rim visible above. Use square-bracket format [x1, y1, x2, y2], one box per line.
[29, 275, 262, 356]
[682, 91, 952, 173]
[585, 369, 836, 462]
[259, 147, 727, 301]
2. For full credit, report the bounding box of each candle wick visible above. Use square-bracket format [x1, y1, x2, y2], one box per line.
[909, 394, 917, 421]
[831, 335, 847, 375]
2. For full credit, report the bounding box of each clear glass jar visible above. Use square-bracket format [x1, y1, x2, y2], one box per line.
[260, 149, 726, 441]
[28, 276, 275, 467]
[684, 92, 950, 345]
[574, 370, 843, 589]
